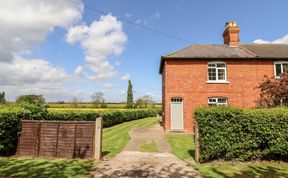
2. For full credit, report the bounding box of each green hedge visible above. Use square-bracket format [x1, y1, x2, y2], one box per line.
[194, 107, 288, 162]
[0, 108, 160, 156]
[0, 107, 30, 155]
[47, 109, 160, 127]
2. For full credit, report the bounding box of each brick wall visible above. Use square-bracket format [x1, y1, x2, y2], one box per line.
[162, 59, 275, 132]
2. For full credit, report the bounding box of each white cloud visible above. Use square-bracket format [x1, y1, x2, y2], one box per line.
[102, 83, 114, 89]
[120, 73, 131, 80]
[0, 0, 83, 62]
[66, 14, 127, 80]
[0, 0, 85, 101]
[75, 65, 84, 75]
[0, 57, 68, 85]
[253, 34, 288, 44]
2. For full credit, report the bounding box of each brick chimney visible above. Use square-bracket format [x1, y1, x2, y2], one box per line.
[223, 21, 240, 47]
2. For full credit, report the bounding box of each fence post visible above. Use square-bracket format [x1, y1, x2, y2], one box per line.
[94, 117, 103, 160]
[195, 122, 200, 163]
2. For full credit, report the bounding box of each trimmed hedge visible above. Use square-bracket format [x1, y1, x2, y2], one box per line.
[194, 107, 288, 162]
[47, 109, 160, 127]
[0, 107, 30, 155]
[0, 108, 160, 156]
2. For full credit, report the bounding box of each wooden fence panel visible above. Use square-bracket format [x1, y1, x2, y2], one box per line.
[57, 123, 76, 158]
[75, 123, 94, 159]
[17, 121, 39, 156]
[39, 122, 58, 157]
[17, 119, 102, 160]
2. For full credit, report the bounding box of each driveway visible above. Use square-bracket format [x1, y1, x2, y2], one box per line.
[90, 125, 203, 178]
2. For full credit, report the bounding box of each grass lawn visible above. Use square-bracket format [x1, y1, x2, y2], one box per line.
[0, 157, 95, 178]
[166, 134, 288, 178]
[102, 117, 159, 157]
[0, 117, 159, 178]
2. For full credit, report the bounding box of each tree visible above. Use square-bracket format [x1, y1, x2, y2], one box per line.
[126, 80, 133, 108]
[91, 92, 105, 108]
[134, 95, 155, 108]
[16, 95, 45, 105]
[70, 97, 80, 108]
[0, 91, 6, 104]
[257, 70, 288, 107]
[16, 95, 47, 119]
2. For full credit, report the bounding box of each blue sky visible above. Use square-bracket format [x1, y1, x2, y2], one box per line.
[1, 0, 288, 102]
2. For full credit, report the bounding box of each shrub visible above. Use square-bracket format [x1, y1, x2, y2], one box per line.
[194, 107, 288, 162]
[0, 108, 160, 156]
[19, 102, 48, 119]
[0, 106, 30, 155]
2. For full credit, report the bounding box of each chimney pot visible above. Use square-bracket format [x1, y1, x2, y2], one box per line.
[223, 21, 240, 47]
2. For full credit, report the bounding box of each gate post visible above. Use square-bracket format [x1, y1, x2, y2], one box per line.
[94, 117, 103, 160]
[195, 122, 200, 163]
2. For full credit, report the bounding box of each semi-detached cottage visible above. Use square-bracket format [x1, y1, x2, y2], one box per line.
[159, 22, 288, 132]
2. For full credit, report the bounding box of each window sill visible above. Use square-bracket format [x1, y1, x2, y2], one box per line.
[206, 81, 230, 84]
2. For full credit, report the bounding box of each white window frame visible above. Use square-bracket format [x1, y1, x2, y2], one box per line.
[208, 97, 228, 106]
[274, 61, 288, 78]
[207, 61, 229, 83]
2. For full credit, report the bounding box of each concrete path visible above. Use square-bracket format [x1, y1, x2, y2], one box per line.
[124, 125, 171, 152]
[90, 125, 203, 178]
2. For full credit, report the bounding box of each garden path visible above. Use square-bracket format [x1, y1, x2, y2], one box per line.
[90, 124, 203, 178]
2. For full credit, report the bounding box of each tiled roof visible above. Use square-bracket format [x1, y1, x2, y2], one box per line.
[159, 44, 288, 73]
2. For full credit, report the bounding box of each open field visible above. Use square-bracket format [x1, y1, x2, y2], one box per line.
[0, 117, 159, 178]
[47, 103, 162, 109]
[166, 134, 288, 178]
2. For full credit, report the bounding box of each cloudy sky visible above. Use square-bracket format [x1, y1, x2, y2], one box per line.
[0, 0, 288, 102]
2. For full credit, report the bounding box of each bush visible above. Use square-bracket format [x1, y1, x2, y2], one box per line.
[0, 106, 30, 155]
[194, 107, 288, 162]
[0, 108, 160, 156]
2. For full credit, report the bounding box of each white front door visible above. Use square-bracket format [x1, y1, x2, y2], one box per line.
[171, 98, 183, 131]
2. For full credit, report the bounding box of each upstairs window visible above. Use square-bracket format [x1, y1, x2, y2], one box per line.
[274, 61, 288, 77]
[208, 97, 228, 106]
[208, 62, 227, 82]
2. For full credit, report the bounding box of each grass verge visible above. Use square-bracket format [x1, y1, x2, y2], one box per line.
[102, 117, 159, 157]
[166, 133, 288, 178]
[0, 117, 159, 178]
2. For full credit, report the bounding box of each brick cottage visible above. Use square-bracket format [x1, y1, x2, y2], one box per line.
[159, 21, 288, 132]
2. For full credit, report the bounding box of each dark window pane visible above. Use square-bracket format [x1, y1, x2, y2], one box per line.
[217, 63, 226, 68]
[218, 69, 226, 80]
[218, 98, 227, 103]
[208, 68, 216, 80]
[275, 64, 282, 76]
[283, 63, 288, 73]
[209, 98, 216, 102]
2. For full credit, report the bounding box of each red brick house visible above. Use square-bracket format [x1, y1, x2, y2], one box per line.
[159, 22, 288, 132]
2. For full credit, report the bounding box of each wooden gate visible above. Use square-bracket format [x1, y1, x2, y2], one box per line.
[17, 118, 102, 160]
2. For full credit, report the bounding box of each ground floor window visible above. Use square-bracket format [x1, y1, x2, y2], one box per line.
[274, 61, 288, 77]
[208, 97, 227, 106]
